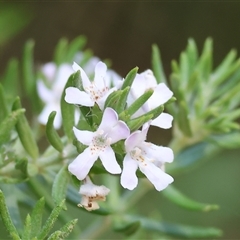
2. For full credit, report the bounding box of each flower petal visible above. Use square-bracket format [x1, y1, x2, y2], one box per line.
[108, 121, 130, 143]
[98, 108, 118, 132]
[151, 113, 173, 129]
[65, 87, 94, 106]
[146, 144, 174, 163]
[72, 62, 91, 89]
[99, 146, 121, 174]
[96, 87, 117, 110]
[94, 61, 107, 89]
[68, 147, 98, 180]
[149, 83, 173, 108]
[73, 127, 94, 145]
[139, 162, 174, 191]
[125, 130, 146, 153]
[120, 154, 139, 190]
[37, 81, 54, 103]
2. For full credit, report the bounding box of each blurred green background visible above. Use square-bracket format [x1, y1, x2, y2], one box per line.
[0, 2, 240, 239]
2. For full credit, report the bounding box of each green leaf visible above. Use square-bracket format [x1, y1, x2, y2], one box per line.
[114, 220, 141, 236]
[208, 131, 240, 149]
[121, 67, 138, 90]
[0, 84, 8, 122]
[151, 44, 167, 84]
[22, 39, 35, 96]
[167, 141, 218, 174]
[61, 73, 77, 141]
[0, 5, 32, 46]
[119, 89, 154, 120]
[66, 35, 87, 62]
[162, 185, 219, 212]
[0, 108, 25, 145]
[22, 214, 31, 240]
[47, 230, 62, 240]
[46, 111, 64, 152]
[177, 100, 192, 137]
[52, 165, 69, 209]
[186, 38, 198, 73]
[57, 219, 78, 239]
[0, 185, 23, 232]
[37, 199, 66, 240]
[12, 97, 39, 159]
[54, 38, 68, 65]
[1, 58, 20, 99]
[15, 158, 28, 176]
[30, 197, 45, 238]
[197, 38, 212, 81]
[0, 189, 20, 240]
[211, 49, 237, 86]
[104, 88, 130, 114]
[130, 216, 222, 238]
[126, 114, 153, 132]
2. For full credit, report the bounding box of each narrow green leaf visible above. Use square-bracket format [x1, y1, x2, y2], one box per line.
[52, 165, 69, 209]
[197, 38, 212, 81]
[0, 108, 25, 145]
[162, 185, 219, 212]
[58, 219, 78, 239]
[47, 230, 62, 240]
[117, 87, 131, 113]
[114, 220, 141, 236]
[0, 84, 9, 122]
[104, 90, 123, 110]
[1, 185, 23, 232]
[22, 39, 35, 96]
[0, 5, 32, 46]
[1, 58, 19, 99]
[121, 67, 138, 90]
[186, 38, 198, 73]
[30, 197, 45, 238]
[46, 111, 64, 152]
[179, 52, 189, 88]
[211, 49, 237, 85]
[54, 38, 68, 65]
[126, 114, 153, 132]
[151, 44, 167, 84]
[120, 89, 153, 119]
[12, 97, 39, 159]
[134, 216, 222, 238]
[37, 199, 65, 240]
[22, 214, 31, 240]
[66, 35, 87, 62]
[167, 142, 218, 174]
[177, 100, 192, 137]
[61, 74, 77, 141]
[0, 190, 20, 240]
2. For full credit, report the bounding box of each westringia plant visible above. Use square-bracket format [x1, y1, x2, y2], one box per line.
[0, 36, 240, 239]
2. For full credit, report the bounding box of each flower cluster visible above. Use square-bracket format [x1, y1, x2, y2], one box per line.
[65, 61, 174, 196]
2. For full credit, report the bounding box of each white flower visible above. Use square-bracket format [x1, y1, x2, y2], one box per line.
[37, 63, 73, 129]
[128, 70, 173, 129]
[65, 61, 118, 110]
[68, 107, 130, 180]
[120, 122, 174, 191]
[78, 176, 110, 211]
